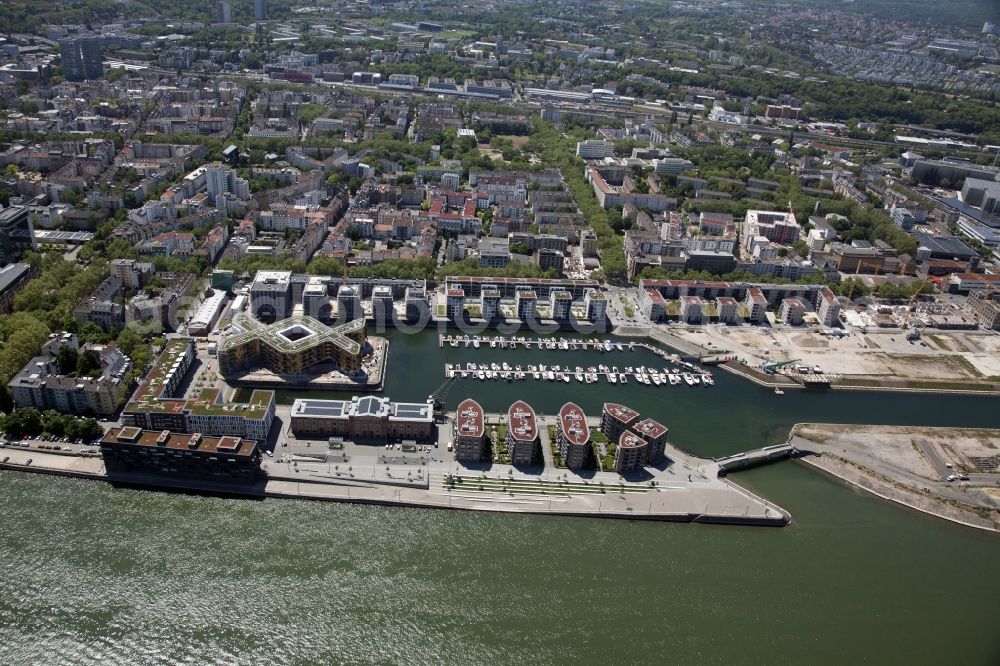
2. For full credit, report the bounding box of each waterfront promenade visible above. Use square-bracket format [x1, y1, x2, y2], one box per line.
[0, 427, 790, 526]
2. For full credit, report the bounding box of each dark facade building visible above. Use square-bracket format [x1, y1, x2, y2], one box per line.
[614, 431, 648, 473]
[453, 398, 486, 462]
[0, 262, 34, 314]
[59, 37, 103, 82]
[506, 400, 539, 465]
[100, 426, 263, 483]
[0, 206, 36, 264]
[632, 418, 668, 464]
[601, 403, 639, 443]
[602, 403, 670, 471]
[556, 402, 591, 470]
[535, 248, 565, 275]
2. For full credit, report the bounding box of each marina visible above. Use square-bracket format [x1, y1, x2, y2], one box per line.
[438, 334, 713, 386]
[439, 333, 674, 357]
[444, 361, 713, 386]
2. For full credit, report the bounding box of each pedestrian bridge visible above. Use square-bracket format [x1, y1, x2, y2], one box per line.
[715, 444, 796, 473]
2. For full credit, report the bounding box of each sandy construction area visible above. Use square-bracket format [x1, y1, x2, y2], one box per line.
[674, 325, 1000, 386]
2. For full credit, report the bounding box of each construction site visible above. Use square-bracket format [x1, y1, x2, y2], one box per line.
[791, 423, 1000, 531]
[676, 324, 1000, 391]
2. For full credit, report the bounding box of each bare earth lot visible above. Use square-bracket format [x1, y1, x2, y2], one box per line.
[674, 326, 1000, 390]
[791, 424, 1000, 531]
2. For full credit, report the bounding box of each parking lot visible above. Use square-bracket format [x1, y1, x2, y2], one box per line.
[0, 435, 102, 461]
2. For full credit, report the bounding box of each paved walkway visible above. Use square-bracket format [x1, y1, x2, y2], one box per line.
[0, 439, 789, 526]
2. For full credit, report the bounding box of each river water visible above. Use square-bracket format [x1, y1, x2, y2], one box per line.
[2, 329, 999, 665]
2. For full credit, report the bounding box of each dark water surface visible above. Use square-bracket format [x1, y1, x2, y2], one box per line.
[2, 330, 999, 664]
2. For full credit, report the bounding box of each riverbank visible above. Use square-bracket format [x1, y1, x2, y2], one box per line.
[0, 443, 790, 527]
[790, 423, 1000, 532]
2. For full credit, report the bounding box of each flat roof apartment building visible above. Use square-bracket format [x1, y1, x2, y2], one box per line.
[290, 396, 435, 442]
[453, 398, 486, 462]
[8, 333, 132, 417]
[614, 431, 648, 473]
[507, 400, 539, 466]
[101, 427, 262, 483]
[601, 403, 639, 443]
[122, 338, 275, 441]
[557, 402, 592, 470]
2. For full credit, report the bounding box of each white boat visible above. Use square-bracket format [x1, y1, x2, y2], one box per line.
[652, 374, 662, 386]
[702, 375, 714, 386]
[669, 374, 681, 385]
[575, 370, 584, 382]
[547, 371, 556, 381]
[477, 370, 485, 380]
[683, 373, 696, 386]
[533, 371, 541, 380]
[609, 373, 618, 384]
[490, 340, 497, 348]
[619, 373, 628, 384]
[774, 387, 784, 395]
[473, 339, 480, 349]
[605, 341, 614, 352]
[562, 373, 571, 383]
[451, 339, 458, 347]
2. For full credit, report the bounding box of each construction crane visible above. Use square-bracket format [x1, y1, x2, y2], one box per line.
[906, 280, 929, 310]
[845, 259, 882, 300]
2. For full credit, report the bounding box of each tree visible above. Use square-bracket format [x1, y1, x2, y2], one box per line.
[77, 322, 107, 344]
[76, 349, 101, 377]
[0, 408, 43, 437]
[42, 409, 69, 436]
[76, 418, 104, 441]
[0, 313, 50, 386]
[56, 345, 80, 375]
